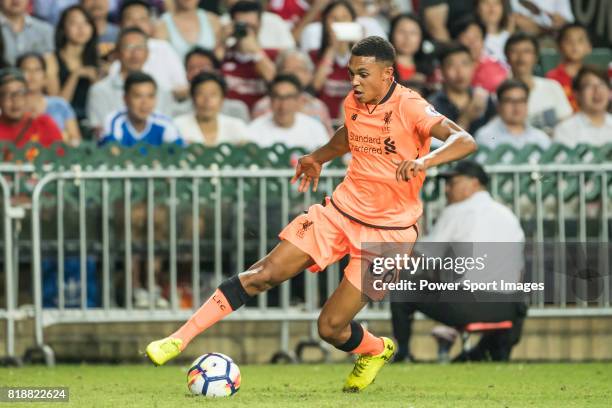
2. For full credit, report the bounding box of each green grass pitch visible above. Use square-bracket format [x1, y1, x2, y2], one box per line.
[1, 363, 611, 407]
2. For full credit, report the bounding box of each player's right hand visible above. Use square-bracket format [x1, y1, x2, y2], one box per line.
[291, 155, 322, 193]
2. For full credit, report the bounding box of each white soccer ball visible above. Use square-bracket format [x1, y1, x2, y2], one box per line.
[187, 353, 241, 397]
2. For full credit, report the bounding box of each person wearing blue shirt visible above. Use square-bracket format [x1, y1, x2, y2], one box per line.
[101, 71, 182, 309]
[100, 71, 183, 147]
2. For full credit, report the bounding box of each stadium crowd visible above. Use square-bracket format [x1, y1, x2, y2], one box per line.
[0, 0, 610, 151]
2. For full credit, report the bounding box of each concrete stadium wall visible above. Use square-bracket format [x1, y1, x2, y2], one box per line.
[2, 316, 612, 364]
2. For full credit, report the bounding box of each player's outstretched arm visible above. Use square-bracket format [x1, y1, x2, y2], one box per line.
[394, 118, 477, 181]
[291, 125, 350, 192]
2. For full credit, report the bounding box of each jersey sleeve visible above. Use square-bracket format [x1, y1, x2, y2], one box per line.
[98, 112, 121, 146]
[400, 95, 446, 143]
[163, 122, 184, 146]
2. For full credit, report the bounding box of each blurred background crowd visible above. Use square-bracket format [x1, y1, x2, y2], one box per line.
[0, 0, 610, 153]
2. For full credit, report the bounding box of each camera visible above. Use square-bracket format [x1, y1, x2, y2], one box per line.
[233, 22, 249, 39]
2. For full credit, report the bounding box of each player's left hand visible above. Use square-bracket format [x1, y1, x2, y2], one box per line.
[392, 158, 427, 182]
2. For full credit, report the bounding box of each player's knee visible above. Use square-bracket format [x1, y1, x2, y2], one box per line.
[317, 315, 345, 343]
[240, 269, 273, 294]
[240, 259, 282, 294]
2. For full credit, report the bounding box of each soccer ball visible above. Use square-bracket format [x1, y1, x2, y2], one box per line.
[187, 353, 241, 397]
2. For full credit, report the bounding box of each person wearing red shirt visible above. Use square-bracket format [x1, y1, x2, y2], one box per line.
[221, 1, 277, 113]
[546, 23, 592, 112]
[0, 68, 63, 149]
[311, 1, 356, 123]
[389, 13, 435, 84]
[451, 16, 508, 94]
[267, 0, 309, 27]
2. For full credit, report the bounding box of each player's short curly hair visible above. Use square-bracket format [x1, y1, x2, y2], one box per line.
[351, 36, 396, 66]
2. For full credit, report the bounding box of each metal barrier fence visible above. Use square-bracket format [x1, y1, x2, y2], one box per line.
[2, 163, 612, 365]
[0, 176, 14, 364]
[0, 173, 31, 366]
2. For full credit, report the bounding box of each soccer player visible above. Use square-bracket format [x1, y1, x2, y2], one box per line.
[146, 36, 477, 392]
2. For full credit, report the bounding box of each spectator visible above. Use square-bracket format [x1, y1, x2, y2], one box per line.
[0, 0, 54, 65]
[292, 0, 329, 45]
[354, 0, 404, 34]
[510, 0, 573, 35]
[428, 44, 496, 137]
[111, 0, 189, 102]
[155, 0, 221, 61]
[546, 23, 592, 112]
[17, 52, 82, 146]
[101, 71, 182, 308]
[299, 0, 385, 53]
[185, 47, 221, 80]
[420, 0, 474, 43]
[46, 5, 99, 122]
[310, 1, 356, 121]
[554, 66, 612, 148]
[246, 74, 328, 150]
[400, 79, 430, 99]
[475, 0, 513, 64]
[174, 72, 247, 145]
[252, 49, 334, 136]
[33, 0, 77, 25]
[183, 47, 250, 122]
[345, 0, 387, 38]
[388, 13, 435, 84]
[81, 0, 119, 57]
[87, 27, 175, 132]
[100, 71, 182, 146]
[391, 160, 527, 362]
[451, 16, 508, 93]
[0, 68, 63, 148]
[267, 0, 309, 28]
[476, 79, 551, 150]
[222, 0, 296, 50]
[221, 1, 277, 112]
[505, 32, 572, 132]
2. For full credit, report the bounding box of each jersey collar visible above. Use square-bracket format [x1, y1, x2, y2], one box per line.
[365, 81, 397, 114]
[378, 80, 397, 105]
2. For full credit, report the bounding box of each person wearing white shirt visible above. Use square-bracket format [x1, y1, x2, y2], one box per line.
[110, 1, 189, 98]
[476, 79, 551, 151]
[390, 161, 527, 363]
[86, 28, 175, 132]
[258, 8, 297, 50]
[181, 47, 251, 122]
[505, 32, 572, 132]
[174, 72, 248, 146]
[246, 74, 329, 150]
[554, 66, 612, 148]
[511, 0, 573, 35]
[475, 0, 512, 64]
